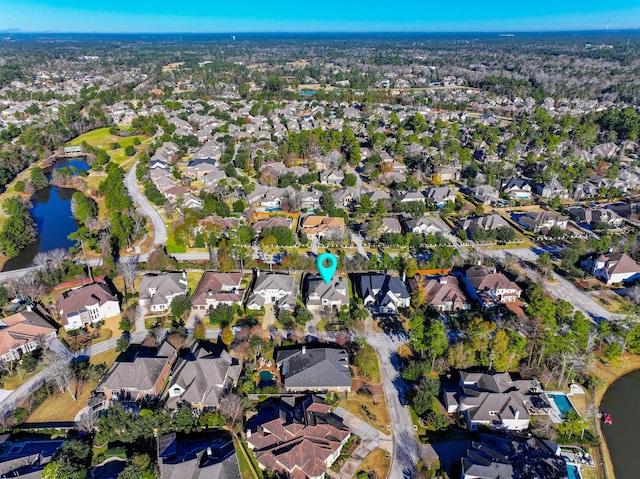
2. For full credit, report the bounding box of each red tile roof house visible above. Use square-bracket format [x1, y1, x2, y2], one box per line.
[411, 275, 471, 312]
[55, 281, 120, 332]
[94, 340, 177, 403]
[0, 311, 57, 363]
[191, 272, 245, 312]
[246, 395, 351, 479]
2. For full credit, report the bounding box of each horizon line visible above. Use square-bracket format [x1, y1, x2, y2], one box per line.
[2, 28, 640, 35]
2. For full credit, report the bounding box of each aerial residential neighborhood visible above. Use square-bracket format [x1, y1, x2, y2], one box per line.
[0, 27, 638, 479]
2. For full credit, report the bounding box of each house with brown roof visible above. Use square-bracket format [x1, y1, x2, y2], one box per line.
[299, 216, 345, 240]
[0, 311, 57, 362]
[462, 265, 522, 308]
[191, 272, 245, 312]
[246, 395, 351, 479]
[252, 217, 292, 235]
[412, 276, 471, 312]
[94, 340, 177, 403]
[580, 252, 640, 285]
[55, 281, 120, 331]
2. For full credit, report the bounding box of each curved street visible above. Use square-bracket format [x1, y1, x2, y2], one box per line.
[124, 160, 168, 246]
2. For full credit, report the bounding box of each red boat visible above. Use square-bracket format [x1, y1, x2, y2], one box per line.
[602, 413, 613, 425]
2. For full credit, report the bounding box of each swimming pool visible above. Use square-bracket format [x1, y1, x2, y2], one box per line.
[567, 464, 582, 479]
[549, 394, 576, 416]
[259, 370, 273, 381]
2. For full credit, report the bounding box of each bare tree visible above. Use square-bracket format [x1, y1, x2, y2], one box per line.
[218, 393, 244, 436]
[117, 256, 139, 294]
[43, 351, 75, 400]
[150, 326, 165, 345]
[49, 248, 68, 269]
[32, 252, 52, 271]
[77, 408, 98, 433]
[12, 273, 45, 303]
[0, 358, 16, 377]
[98, 232, 112, 267]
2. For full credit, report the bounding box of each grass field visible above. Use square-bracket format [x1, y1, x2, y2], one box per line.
[90, 349, 121, 368]
[357, 449, 391, 479]
[67, 128, 144, 150]
[27, 379, 98, 422]
[186, 271, 204, 290]
[1, 365, 44, 390]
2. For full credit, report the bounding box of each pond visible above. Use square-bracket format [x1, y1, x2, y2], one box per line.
[600, 368, 640, 479]
[2, 157, 89, 272]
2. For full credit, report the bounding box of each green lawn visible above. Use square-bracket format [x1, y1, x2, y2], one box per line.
[27, 379, 98, 422]
[2, 365, 44, 390]
[234, 437, 260, 479]
[67, 128, 145, 150]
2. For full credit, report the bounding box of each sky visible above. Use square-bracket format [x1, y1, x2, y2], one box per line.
[1, 0, 640, 33]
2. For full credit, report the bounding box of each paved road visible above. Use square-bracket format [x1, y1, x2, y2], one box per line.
[125, 161, 167, 246]
[486, 248, 625, 322]
[367, 332, 420, 479]
[351, 233, 367, 258]
[0, 331, 148, 419]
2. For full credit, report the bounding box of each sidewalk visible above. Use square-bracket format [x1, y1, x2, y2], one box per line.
[333, 406, 387, 479]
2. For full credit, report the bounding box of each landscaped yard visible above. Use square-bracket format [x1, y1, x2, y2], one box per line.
[339, 392, 390, 434]
[27, 379, 98, 422]
[357, 449, 391, 479]
[186, 271, 204, 290]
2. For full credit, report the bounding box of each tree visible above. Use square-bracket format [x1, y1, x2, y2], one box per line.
[124, 144, 136, 156]
[208, 304, 234, 327]
[117, 257, 139, 295]
[170, 295, 191, 322]
[424, 321, 448, 371]
[218, 393, 244, 435]
[30, 166, 48, 190]
[342, 173, 357, 187]
[537, 252, 553, 277]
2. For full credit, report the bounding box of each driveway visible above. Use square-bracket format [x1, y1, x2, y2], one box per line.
[351, 233, 367, 258]
[367, 332, 420, 478]
[262, 304, 276, 330]
[124, 161, 167, 246]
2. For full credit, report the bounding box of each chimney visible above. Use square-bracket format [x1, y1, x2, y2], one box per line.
[302, 345, 306, 355]
[439, 277, 447, 285]
[246, 429, 251, 439]
[514, 409, 520, 420]
[477, 259, 482, 266]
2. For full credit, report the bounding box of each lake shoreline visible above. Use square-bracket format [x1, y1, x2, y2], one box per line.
[594, 354, 640, 479]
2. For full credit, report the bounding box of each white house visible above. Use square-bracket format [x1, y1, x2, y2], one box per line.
[139, 272, 188, 312]
[246, 272, 297, 311]
[56, 282, 121, 331]
[580, 252, 640, 285]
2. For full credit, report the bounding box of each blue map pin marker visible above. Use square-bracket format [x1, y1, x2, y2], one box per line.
[317, 252, 337, 285]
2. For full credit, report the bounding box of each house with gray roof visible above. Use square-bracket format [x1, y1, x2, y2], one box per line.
[275, 345, 351, 392]
[94, 340, 177, 403]
[246, 272, 297, 311]
[304, 275, 349, 312]
[461, 434, 566, 479]
[319, 169, 344, 185]
[461, 214, 510, 233]
[139, 271, 188, 312]
[158, 432, 241, 479]
[445, 372, 546, 432]
[424, 186, 456, 207]
[187, 159, 218, 180]
[402, 217, 444, 235]
[353, 273, 410, 313]
[166, 342, 242, 411]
